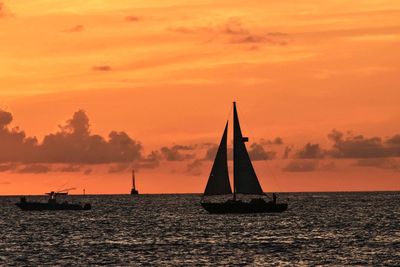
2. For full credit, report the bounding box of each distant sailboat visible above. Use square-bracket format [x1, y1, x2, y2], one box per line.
[130, 169, 139, 195]
[201, 102, 288, 213]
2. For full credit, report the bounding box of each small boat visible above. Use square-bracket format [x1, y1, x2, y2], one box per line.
[16, 189, 91, 211]
[130, 169, 139, 195]
[201, 102, 288, 214]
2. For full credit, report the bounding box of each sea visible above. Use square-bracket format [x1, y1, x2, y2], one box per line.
[0, 192, 399, 266]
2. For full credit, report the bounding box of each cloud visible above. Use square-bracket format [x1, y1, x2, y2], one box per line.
[386, 134, 400, 145]
[17, 164, 51, 174]
[168, 18, 290, 46]
[229, 32, 289, 45]
[355, 158, 400, 171]
[328, 129, 400, 158]
[160, 145, 195, 161]
[0, 109, 143, 164]
[125, 16, 140, 22]
[136, 151, 161, 169]
[290, 130, 400, 160]
[0, 109, 12, 126]
[92, 65, 112, 71]
[296, 143, 325, 159]
[203, 144, 233, 161]
[64, 25, 85, 33]
[260, 137, 284, 145]
[0, 109, 38, 162]
[248, 143, 276, 160]
[0, 163, 17, 172]
[108, 163, 130, 173]
[204, 142, 276, 161]
[204, 144, 218, 161]
[59, 164, 82, 172]
[186, 159, 203, 175]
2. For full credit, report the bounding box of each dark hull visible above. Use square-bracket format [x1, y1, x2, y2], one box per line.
[201, 200, 288, 214]
[16, 202, 91, 211]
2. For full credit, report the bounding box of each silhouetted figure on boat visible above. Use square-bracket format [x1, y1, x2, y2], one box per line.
[201, 102, 288, 214]
[48, 191, 57, 204]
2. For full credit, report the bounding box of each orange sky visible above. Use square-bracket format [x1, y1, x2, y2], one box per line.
[0, 0, 399, 195]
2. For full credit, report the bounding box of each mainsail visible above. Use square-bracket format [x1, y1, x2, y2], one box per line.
[233, 102, 264, 195]
[203, 122, 232, 196]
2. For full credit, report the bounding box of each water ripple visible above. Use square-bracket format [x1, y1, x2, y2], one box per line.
[0, 192, 399, 266]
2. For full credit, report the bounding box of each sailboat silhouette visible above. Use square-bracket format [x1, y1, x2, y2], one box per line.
[131, 169, 139, 195]
[201, 102, 288, 213]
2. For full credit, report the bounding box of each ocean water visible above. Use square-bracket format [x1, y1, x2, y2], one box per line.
[0, 192, 399, 266]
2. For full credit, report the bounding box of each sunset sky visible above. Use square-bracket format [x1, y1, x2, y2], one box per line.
[1, 0, 399, 195]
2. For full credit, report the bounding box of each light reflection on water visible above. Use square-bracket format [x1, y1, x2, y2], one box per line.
[0, 192, 399, 266]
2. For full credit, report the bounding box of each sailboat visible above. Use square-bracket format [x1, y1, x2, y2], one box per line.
[201, 102, 288, 214]
[130, 169, 139, 195]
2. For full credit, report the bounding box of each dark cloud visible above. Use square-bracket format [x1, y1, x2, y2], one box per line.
[204, 144, 218, 161]
[126, 16, 140, 22]
[17, 164, 51, 174]
[290, 130, 400, 160]
[186, 159, 203, 175]
[355, 158, 400, 171]
[386, 134, 400, 145]
[0, 109, 38, 162]
[136, 151, 161, 169]
[59, 164, 82, 172]
[203, 144, 233, 161]
[0, 163, 17, 172]
[160, 145, 195, 161]
[0, 109, 143, 164]
[108, 163, 130, 173]
[328, 129, 400, 158]
[248, 143, 276, 161]
[0, 109, 12, 126]
[39, 110, 143, 164]
[296, 143, 325, 159]
[92, 65, 112, 71]
[260, 137, 283, 146]
[64, 25, 84, 33]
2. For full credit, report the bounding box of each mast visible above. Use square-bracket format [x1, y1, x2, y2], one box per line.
[233, 102, 237, 201]
[132, 169, 135, 190]
[233, 102, 264, 195]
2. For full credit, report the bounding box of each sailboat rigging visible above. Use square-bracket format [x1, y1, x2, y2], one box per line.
[201, 102, 288, 213]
